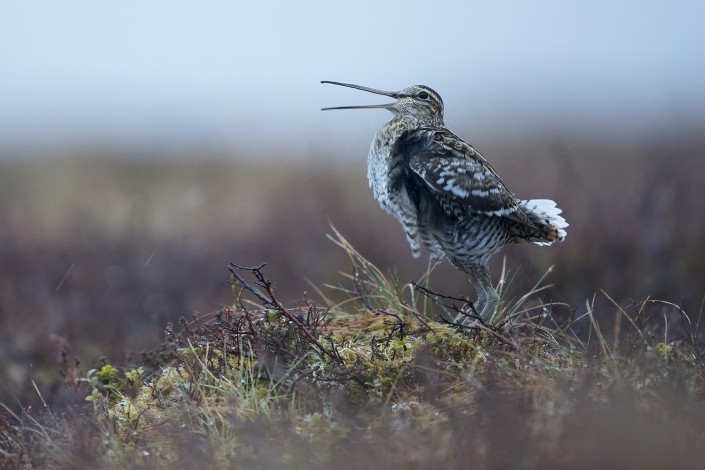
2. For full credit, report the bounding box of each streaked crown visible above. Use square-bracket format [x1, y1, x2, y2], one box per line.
[394, 85, 444, 124]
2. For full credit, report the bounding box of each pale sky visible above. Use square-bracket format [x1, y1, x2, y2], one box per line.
[1, 0, 703, 156]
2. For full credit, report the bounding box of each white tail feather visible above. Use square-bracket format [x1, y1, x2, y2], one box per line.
[519, 199, 568, 245]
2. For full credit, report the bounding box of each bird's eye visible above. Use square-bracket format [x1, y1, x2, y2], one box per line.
[417, 91, 429, 100]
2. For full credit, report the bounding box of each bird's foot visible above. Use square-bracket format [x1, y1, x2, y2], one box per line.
[453, 301, 485, 327]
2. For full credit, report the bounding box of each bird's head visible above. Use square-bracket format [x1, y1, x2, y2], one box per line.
[322, 81, 444, 125]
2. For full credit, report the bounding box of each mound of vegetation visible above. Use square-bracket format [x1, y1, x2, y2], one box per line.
[2, 230, 704, 469]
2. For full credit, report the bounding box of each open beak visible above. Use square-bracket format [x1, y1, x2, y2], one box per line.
[321, 81, 398, 111]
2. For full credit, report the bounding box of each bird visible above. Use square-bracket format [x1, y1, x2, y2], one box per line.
[321, 81, 568, 321]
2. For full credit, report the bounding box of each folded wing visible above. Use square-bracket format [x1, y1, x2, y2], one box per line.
[393, 127, 534, 227]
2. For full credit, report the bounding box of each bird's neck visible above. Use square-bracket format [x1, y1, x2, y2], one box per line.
[377, 114, 443, 143]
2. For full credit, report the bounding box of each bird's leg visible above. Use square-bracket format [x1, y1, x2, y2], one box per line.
[468, 264, 499, 321]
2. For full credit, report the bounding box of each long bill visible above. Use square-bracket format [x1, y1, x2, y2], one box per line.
[321, 80, 398, 111]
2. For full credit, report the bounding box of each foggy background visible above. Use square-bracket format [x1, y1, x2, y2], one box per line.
[1, 0, 704, 406]
[2, 0, 704, 155]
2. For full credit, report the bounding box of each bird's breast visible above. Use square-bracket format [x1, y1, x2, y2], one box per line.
[366, 120, 411, 208]
[367, 132, 391, 204]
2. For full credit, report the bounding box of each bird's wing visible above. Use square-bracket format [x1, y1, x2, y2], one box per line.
[394, 127, 532, 224]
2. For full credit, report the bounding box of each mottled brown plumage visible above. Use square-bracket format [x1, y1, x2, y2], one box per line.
[322, 81, 568, 320]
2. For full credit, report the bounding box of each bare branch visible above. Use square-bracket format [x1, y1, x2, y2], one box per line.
[228, 262, 343, 365]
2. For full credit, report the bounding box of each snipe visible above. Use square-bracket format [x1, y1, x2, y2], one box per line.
[322, 81, 568, 321]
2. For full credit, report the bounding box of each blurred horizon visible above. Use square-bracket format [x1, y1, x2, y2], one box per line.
[2, 0, 704, 158]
